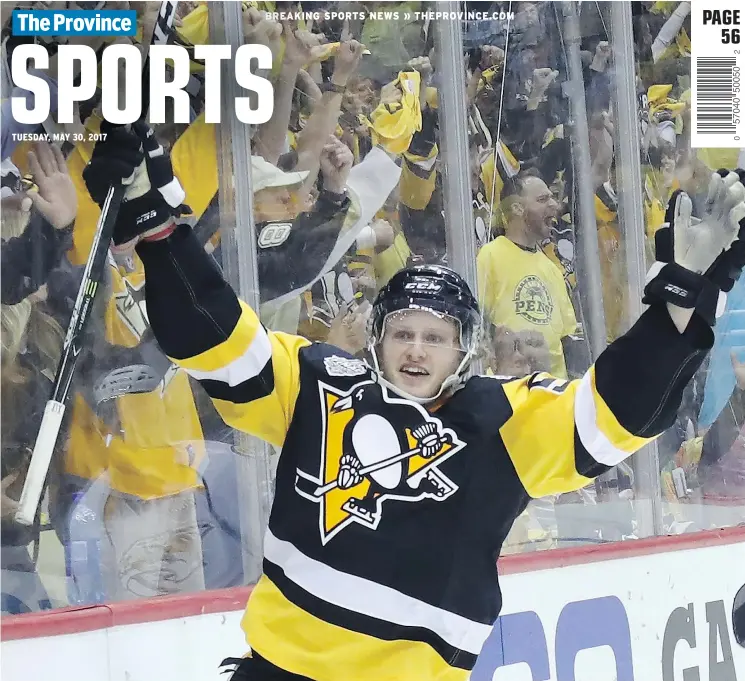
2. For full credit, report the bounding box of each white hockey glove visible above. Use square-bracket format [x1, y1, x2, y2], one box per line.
[643, 170, 745, 326]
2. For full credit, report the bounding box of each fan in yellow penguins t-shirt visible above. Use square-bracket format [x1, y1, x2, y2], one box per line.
[477, 170, 577, 378]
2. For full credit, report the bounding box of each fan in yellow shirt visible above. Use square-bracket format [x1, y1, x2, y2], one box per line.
[477, 169, 577, 378]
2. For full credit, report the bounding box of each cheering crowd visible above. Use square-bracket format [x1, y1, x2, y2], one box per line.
[1, 0, 743, 615]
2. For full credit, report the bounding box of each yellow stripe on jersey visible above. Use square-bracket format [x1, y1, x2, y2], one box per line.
[171, 301, 309, 448]
[499, 369, 654, 498]
[176, 301, 267, 373]
[499, 375, 589, 497]
[243, 575, 469, 681]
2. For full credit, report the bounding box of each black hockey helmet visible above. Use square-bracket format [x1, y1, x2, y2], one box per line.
[370, 264, 481, 349]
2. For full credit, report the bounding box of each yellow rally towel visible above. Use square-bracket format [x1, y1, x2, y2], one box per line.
[647, 84, 687, 119]
[367, 71, 422, 155]
[177, 2, 210, 46]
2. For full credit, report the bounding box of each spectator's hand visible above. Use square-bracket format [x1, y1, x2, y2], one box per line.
[407, 55, 433, 82]
[27, 141, 77, 230]
[327, 302, 370, 355]
[243, 7, 282, 64]
[590, 41, 611, 72]
[527, 68, 559, 111]
[174, 1, 195, 24]
[129, 1, 162, 50]
[532, 68, 559, 92]
[480, 45, 504, 70]
[590, 111, 614, 186]
[590, 110, 614, 135]
[372, 218, 395, 248]
[283, 25, 326, 69]
[320, 136, 354, 194]
[407, 56, 433, 106]
[28, 283, 48, 304]
[731, 351, 745, 391]
[590, 111, 614, 144]
[489, 325, 531, 377]
[352, 273, 378, 297]
[332, 40, 364, 87]
[297, 69, 323, 107]
[380, 79, 403, 106]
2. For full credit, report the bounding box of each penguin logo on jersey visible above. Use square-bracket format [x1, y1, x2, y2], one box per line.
[295, 380, 466, 544]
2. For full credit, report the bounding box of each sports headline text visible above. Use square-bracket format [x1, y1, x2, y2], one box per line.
[11, 43, 274, 125]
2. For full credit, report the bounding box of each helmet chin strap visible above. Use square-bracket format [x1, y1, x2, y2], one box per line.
[368, 343, 475, 405]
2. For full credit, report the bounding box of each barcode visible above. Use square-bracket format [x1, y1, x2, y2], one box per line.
[695, 57, 737, 135]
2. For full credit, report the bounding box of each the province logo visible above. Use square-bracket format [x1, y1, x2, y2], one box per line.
[513, 275, 554, 325]
[294, 380, 466, 544]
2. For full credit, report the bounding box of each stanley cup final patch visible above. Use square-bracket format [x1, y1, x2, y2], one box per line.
[323, 356, 369, 377]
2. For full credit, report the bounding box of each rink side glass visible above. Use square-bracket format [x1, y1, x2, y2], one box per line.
[0, 0, 742, 618]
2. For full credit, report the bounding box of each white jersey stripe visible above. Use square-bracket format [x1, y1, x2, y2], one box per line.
[574, 370, 631, 467]
[184, 325, 272, 385]
[263, 529, 493, 656]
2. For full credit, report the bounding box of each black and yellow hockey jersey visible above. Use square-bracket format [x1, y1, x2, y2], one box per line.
[137, 225, 713, 681]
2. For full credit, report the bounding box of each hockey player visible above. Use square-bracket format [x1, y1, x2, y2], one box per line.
[81, 125, 745, 681]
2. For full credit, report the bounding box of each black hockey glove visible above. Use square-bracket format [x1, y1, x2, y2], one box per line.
[82, 121, 190, 248]
[643, 169, 745, 326]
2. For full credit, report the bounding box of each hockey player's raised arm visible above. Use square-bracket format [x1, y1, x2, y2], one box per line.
[137, 225, 308, 447]
[499, 171, 745, 498]
[81, 123, 308, 447]
[498, 303, 712, 498]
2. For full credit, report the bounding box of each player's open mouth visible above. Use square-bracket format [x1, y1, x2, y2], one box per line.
[400, 365, 429, 376]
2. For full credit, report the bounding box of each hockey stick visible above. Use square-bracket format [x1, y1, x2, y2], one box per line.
[311, 446, 427, 497]
[15, 1, 179, 526]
